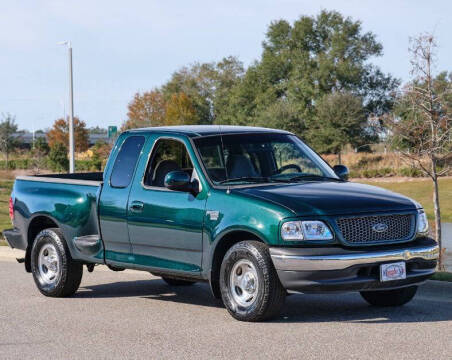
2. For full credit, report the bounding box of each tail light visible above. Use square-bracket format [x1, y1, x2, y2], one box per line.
[9, 197, 14, 222]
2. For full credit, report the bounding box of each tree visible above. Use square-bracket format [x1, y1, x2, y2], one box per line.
[34, 136, 50, 154]
[162, 63, 215, 125]
[219, 10, 399, 146]
[32, 136, 50, 173]
[47, 117, 89, 152]
[48, 142, 69, 172]
[311, 92, 373, 161]
[91, 140, 112, 170]
[122, 57, 244, 130]
[163, 56, 244, 124]
[386, 34, 451, 270]
[122, 90, 166, 130]
[0, 114, 20, 170]
[207, 56, 245, 123]
[165, 93, 199, 125]
[88, 126, 107, 135]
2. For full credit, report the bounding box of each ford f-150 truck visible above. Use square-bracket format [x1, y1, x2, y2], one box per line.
[4, 126, 439, 321]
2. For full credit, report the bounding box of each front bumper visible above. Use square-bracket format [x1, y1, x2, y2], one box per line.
[270, 237, 439, 293]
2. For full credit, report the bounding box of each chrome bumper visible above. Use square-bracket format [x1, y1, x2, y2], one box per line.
[270, 243, 439, 272]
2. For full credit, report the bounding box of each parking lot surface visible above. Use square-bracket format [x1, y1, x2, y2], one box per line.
[0, 250, 451, 360]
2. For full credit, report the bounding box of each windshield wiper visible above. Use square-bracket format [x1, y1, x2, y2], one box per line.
[218, 175, 337, 185]
[286, 174, 343, 182]
[217, 177, 270, 184]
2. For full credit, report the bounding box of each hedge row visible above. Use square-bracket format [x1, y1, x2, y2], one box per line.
[0, 159, 444, 178]
[349, 167, 424, 178]
[0, 159, 106, 172]
[0, 159, 37, 169]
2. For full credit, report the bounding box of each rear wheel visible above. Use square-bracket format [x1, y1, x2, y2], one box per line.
[31, 228, 83, 297]
[360, 286, 418, 307]
[161, 277, 196, 286]
[220, 241, 286, 322]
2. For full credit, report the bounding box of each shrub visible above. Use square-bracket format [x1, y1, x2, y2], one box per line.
[49, 143, 69, 172]
[0, 159, 32, 169]
[355, 155, 383, 169]
[398, 167, 423, 177]
[348, 170, 361, 178]
[75, 159, 103, 172]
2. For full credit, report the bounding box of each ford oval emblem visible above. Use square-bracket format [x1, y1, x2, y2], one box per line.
[372, 223, 388, 233]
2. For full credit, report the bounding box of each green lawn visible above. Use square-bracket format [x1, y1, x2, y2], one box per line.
[431, 272, 452, 282]
[0, 179, 13, 245]
[357, 178, 452, 222]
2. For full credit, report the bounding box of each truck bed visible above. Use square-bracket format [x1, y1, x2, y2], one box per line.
[11, 172, 103, 263]
[16, 172, 103, 185]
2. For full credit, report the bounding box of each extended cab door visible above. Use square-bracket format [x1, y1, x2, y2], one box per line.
[127, 135, 208, 273]
[99, 134, 147, 259]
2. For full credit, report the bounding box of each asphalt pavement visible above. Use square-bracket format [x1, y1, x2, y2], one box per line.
[0, 248, 451, 360]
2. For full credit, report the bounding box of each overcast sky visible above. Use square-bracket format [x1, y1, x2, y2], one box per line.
[1, 0, 451, 131]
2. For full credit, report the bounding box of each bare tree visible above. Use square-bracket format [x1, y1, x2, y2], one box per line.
[0, 113, 20, 170]
[386, 34, 452, 269]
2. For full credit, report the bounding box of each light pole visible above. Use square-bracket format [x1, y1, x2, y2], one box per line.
[58, 41, 75, 173]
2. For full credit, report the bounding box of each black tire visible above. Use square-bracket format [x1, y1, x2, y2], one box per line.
[220, 241, 286, 322]
[161, 277, 196, 286]
[30, 228, 83, 297]
[360, 286, 418, 307]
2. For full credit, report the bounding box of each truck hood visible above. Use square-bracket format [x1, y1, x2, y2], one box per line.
[234, 181, 418, 217]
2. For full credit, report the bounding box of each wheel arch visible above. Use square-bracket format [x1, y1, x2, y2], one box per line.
[25, 214, 59, 272]
[208, 229, 265, 298]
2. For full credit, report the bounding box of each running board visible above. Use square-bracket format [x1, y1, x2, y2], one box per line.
[73, 235, 102, 256]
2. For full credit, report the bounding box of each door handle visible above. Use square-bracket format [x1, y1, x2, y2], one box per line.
[129, 201, 144, 212]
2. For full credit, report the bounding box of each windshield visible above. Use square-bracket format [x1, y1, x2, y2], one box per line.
[194, 133, 339, 185]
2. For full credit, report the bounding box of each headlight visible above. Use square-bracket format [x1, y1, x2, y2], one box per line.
[281, 220, 333, 241]
[417, 210, 429, 233]
[280, 221, 303, 240]
[302, 221, 334, 240]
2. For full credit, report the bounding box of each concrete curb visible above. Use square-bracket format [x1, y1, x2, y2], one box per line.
[418, 280, 452, 302]
[0, 246, 145, 274]
[0, 246, 24, 261]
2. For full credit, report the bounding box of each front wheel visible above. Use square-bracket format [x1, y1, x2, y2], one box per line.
[360, 286, 418, 307]
[31, 228, 83, 297]
[220, 241, 286, 322]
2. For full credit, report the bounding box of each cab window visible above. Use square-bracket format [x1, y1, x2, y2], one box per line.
[144, 139, 194, 187]
[110, 136, 145, 188]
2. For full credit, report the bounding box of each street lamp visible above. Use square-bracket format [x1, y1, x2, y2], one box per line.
[58, 40, 75, 173]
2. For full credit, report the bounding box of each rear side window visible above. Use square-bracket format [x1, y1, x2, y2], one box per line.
[110, 136, 145, 188]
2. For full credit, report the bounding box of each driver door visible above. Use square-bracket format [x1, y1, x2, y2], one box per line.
[127, 136, 207, 273]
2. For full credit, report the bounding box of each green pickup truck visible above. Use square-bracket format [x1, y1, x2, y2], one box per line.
[4, 126, 439, 321]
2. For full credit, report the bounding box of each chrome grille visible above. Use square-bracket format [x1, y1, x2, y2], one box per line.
[336, 214, 415, 245]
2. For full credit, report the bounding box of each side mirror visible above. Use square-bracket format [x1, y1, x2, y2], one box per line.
[164, 171, 199, 195]
[333, 165, 349, 181]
